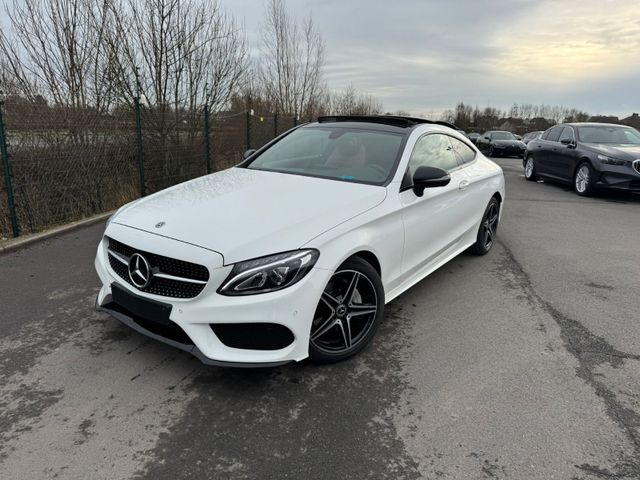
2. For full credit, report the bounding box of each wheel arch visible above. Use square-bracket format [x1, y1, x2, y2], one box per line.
[574, 156, 593, 176]
[346, 250, 381, 277]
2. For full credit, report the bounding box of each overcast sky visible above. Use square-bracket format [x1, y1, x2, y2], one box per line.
[225, 0, 640, 117]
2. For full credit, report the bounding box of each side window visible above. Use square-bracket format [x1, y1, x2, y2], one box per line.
[407, 134, 459, 176]
[449, 136, 476, 164]
[546, 126, 563, 142]
[558, 127, 575, 143]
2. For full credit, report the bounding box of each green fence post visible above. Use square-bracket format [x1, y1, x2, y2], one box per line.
[293, 116, 298, 128]
[274, 113, 278, 138]
[134, 96, 145, 196]
[204, 104, 212, 174]
[0, 101, 20, 238]
[245, 111, 251, 151]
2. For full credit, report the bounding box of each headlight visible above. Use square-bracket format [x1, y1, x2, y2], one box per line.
[218, 249, 319, 296]
[598, 154, 628, 166]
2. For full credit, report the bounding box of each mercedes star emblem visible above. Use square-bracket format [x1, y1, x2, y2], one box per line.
[128, 253, 152, 288]
[155, 221, 165, 228]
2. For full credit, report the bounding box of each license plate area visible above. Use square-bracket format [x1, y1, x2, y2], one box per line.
[111, 283, 172, 326]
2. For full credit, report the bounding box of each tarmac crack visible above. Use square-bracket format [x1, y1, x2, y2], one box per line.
[497, 239, 640, 479]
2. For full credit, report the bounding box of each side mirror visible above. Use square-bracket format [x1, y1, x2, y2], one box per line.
[560, 138, 573, 146]
[484, 136, 491, 140]
[243, 149, 257, 159]
[412, 166, 451, 197]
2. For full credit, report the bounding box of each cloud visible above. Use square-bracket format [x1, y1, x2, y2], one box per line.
[223, 0, 640, 116]
[491, 0, 640, 84]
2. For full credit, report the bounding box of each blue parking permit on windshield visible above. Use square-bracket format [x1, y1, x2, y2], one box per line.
[340, 175, 355, 180]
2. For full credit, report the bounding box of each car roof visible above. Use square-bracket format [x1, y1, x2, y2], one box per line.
[315, 115, 459, 133]
[562, 122, 633, 128]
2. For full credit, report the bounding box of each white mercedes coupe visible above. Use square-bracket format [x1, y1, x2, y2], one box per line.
[95, 116, 505, 366]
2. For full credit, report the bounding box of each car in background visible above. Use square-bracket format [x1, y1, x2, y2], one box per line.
[95, 115, 505, 366]
[524, 122, 640, 196]
[522, 131, 543, 144]
[476, 131, 527, 158]
[466, 132, 481, 144]
[514, 134, 523, 141]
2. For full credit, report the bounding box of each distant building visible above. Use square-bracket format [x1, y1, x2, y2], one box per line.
[497, 117, 524, 132]
[620, 113, 640, 129]
[587, 115, 619, 124]
[528, 117, 554, 132]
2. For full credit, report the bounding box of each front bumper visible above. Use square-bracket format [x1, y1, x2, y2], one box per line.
[95, 297, 291, 368]
[595, 167, 640, 191]
[494, 145, 526, 157]
[95, 227, 333, 367]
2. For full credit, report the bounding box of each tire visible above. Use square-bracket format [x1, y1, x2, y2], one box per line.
[469, 197, 500, 256]
[574, 162, 595, 196]
[309, 257, 384, 363]
[524, 155, 539, 181]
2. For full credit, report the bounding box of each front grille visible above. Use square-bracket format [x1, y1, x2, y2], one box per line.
[107, 237, 209, 299]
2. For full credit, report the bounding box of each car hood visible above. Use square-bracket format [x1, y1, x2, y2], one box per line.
[113, 168, 387, 265]
[493, 140, 525, 147]
[582, 143, 640, 160]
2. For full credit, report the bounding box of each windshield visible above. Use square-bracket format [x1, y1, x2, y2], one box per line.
[578, 126, 640, 145]
[246, 126, 405, 185]
[492, 132, 515, 140]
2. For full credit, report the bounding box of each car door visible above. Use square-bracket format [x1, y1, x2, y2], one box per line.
[399, 133, 471, 280]
[476, 132, 491, 154]
[552, 126, 579, 180]
[535, 126, 562, 175]
[448, 135, 492, 235]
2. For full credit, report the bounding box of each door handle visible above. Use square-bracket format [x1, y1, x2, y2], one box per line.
[459, 179, 470, 191]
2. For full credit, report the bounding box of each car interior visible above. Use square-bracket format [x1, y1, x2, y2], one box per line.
[247, 127, 405, 184]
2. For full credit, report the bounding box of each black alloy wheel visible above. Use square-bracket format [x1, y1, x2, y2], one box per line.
[309, 257, 384, 363]
[469, 197, 500, 255]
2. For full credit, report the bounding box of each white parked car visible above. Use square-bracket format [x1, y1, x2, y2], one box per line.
[95, 116, 505, 366]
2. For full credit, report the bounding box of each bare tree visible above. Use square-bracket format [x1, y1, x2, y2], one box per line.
[104, 0, 247, 113]
[0, 56, 19, 95]
[330, 84, 382, 115]
[258, 0, 325, 119]
[0, 0, 246, 114]
[0, 0, 115, 111]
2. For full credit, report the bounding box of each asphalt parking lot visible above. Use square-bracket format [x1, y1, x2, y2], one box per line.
[1, 157, 639, 480]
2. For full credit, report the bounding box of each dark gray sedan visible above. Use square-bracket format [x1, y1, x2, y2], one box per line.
[524, 122, 640, 196]
[476, 131, 527, 158]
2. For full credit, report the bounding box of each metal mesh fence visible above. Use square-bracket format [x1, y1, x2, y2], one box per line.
[141, 109, 208, 195]
[0, 159, 9, 238]
[0, 100, 298, 239]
